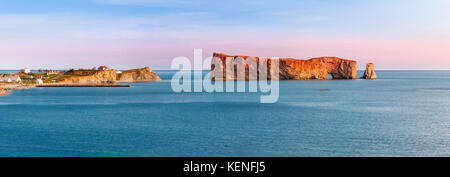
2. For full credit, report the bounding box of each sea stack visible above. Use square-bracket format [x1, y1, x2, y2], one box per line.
[211, 53, 357, 80]
[362, 63, 377, 80]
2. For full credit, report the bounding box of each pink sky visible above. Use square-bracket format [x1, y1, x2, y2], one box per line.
[1, 36, 449, 70]
[1, 0, 450, 70]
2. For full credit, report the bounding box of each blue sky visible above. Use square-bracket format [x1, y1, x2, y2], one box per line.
[0, 0, 449, 70]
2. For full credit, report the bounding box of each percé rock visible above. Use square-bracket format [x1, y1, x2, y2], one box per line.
[362, 63, 377, 80]
[117, 67, 162, 82]
[212, 53, 357, 80]
[58, 67, 161, 84]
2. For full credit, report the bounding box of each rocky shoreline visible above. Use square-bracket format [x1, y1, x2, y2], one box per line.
[0, 84, 36, 96]
[0, 89, 8, 96]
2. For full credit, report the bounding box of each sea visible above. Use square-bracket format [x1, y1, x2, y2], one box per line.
[0, 70, 449, 157]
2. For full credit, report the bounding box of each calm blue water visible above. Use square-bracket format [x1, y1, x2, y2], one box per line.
[0, 70, 449, 157]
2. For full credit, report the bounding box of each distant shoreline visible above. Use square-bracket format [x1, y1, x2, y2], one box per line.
[0, 67, 161, 97]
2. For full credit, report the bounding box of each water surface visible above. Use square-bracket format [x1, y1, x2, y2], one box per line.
[0, 70, 449, 156]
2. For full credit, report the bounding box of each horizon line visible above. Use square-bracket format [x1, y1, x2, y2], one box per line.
[1, 69, 450, 71]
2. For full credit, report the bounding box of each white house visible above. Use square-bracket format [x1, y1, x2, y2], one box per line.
[115, 70, 122, 74]
[21, 68, 31, 74]
[35, 79, 44, 84]
[10, 75, 21, 82]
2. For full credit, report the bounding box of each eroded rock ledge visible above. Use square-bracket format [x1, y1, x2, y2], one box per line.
[212, 53, 358, 80]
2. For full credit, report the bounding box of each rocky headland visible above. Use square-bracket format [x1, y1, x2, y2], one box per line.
[0, 67, 161, 96]
[117, 67, 162, 83]
[56, 70, 118, 84]
[212, 53, 358, 80]
[57, 67, 161, 84]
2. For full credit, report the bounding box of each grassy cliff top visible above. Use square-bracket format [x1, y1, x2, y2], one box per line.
[64, 69, 99, 76]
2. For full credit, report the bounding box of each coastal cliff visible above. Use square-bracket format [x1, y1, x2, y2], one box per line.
[117, 67, 162, 82]
[57, 67, 161, 84]
[58, 70, 117, 84]
[212, 53, 357, 80]
[362, 63, 377, 80]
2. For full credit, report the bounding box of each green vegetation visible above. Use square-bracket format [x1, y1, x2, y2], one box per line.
[64, 69, 99, 76]
[121, 69, 138, 74]
[19, 73, 43, 84]
[43, 74, 61, 83]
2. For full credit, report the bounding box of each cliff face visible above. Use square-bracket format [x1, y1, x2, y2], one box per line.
[117, 67, 162, 82]
[58, 70, 117, 84]
[212, 53, 357, 80]
[362, 63, 377, 80]
[57, 67, 161, 84]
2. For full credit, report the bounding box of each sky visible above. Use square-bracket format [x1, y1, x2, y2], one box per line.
[0, 0, 449, 70]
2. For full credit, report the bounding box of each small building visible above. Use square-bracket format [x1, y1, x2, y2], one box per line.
[21, 68, 31, 74]
[115, 70, 122, 74]
[35, 79, 44, 84]
[0, 75, 21, 83]
[11, 75, 21, 83]
[98, 66, 109, 70]
[36, 75, 43, 79]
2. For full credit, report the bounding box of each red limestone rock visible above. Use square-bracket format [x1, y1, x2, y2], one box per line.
[211, 53, 357, 80]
